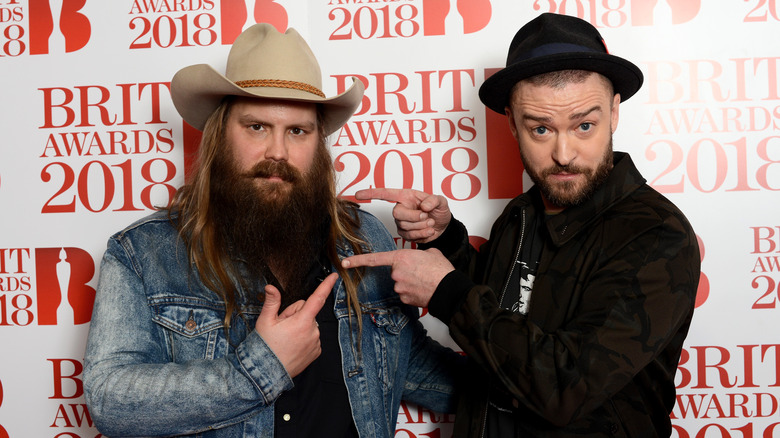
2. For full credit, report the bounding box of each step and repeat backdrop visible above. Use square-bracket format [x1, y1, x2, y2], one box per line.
[1, 0, 779, 437]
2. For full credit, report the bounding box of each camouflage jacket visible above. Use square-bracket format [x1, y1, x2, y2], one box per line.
[425, 152, 700, 437]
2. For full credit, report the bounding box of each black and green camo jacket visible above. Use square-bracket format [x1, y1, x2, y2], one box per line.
[425, 152, 701, 437]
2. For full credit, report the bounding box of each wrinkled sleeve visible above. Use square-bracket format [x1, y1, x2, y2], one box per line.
[427, 213, 699, 426]
[400, 307, 465, 414]
[423, 216, 481, 324]
[83, 236, 292, 437]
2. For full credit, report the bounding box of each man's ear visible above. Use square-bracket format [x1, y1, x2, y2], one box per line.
[505, 105, 519, 138]
[611, 93, 621, 133]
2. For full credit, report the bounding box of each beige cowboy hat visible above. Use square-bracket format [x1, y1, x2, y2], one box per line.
[170, 23, 364, 135]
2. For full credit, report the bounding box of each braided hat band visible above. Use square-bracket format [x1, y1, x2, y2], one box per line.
[235, 79, 326, 98]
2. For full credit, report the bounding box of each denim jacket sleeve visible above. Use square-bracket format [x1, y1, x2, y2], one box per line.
[84, 220, 291, 437]
[400, 309, 463, 414]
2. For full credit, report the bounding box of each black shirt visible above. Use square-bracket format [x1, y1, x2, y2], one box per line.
[487, 207, 544, 437]
[271, 256, 359, 438]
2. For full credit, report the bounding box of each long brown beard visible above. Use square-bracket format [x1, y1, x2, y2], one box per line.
[523, 138, 613, 209]
[211, 145, 333, 307]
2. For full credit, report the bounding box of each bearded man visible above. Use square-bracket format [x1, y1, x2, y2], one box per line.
[83, 24, 461, 438]
[342, 13, 701, 437]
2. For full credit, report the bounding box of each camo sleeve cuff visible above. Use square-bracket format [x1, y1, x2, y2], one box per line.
[428, 269, 473, 325]
[417, 217, 467, 257]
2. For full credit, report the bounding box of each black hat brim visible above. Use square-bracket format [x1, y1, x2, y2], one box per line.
[479, 52, 643, 114]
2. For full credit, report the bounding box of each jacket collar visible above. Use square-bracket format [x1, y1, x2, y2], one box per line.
[509, 152, 646, 247]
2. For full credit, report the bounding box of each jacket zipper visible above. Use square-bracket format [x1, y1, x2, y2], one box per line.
[497, 209, 526, 308]
[480, 208, 526, 438]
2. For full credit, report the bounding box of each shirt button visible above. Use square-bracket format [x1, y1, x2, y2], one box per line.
[282, 414, 291, 422]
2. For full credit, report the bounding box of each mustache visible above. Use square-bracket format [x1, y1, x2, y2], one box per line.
[244, 160, 301, 183]
[540, 164, 589, 177]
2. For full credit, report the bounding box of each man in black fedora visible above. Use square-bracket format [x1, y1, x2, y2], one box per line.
[342, 13, 701, 437]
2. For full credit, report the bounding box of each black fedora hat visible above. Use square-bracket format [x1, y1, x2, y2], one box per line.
[479, 13, 643, 114]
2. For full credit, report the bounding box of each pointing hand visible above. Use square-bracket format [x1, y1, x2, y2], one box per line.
[255, 273, 338, 377]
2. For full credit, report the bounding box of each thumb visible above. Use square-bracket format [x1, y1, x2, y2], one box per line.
[259, 284, 282, 322]
[423, 194, 448, 215]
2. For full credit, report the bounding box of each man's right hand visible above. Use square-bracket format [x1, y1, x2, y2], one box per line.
[255, 273, 338, 378]
[355, 188, 451, 244]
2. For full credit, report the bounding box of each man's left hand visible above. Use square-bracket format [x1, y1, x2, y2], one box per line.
[342, 249, 454, 308]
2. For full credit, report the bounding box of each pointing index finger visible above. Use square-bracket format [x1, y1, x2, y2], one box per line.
[355, 188, 421, 207]
[300, 272, 338, 320]
[341, 251, 397, 269]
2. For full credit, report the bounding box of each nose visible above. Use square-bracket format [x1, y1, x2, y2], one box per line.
[264, 132, 288, 162]
[552, 133, 576, 167]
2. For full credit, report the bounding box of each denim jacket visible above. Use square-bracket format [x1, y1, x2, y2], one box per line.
[84, 209, 460, 438]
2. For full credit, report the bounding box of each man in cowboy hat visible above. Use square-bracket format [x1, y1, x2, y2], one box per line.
[342, 13, 700, 437]
[83, 23, 461, 438]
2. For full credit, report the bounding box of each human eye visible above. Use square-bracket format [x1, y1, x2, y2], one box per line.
[290, 127, 305, 136]
[579, 122, 593, 132]
[248, 123, 265, 132]
[532, 126, 548, 136]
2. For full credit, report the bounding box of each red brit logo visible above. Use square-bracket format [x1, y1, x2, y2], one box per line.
[35, 247, 96, 325]
[28, 0, 91, 54]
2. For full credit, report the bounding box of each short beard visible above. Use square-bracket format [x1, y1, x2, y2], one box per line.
[524, 137, 614, 209]
[211, 144, 333, 307]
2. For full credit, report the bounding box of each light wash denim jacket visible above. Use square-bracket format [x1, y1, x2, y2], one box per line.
[83, 209, 461, 438]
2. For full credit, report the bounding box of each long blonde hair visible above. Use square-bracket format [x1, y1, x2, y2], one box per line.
[167, 97, 367, 335]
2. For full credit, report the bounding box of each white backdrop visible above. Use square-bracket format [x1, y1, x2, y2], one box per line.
[1, 1, 779, 437]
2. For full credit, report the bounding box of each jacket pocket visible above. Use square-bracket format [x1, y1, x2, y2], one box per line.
[366, 306, 410, 390]
[367, 306, 410, 335]
[150, 297, 226, 361]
